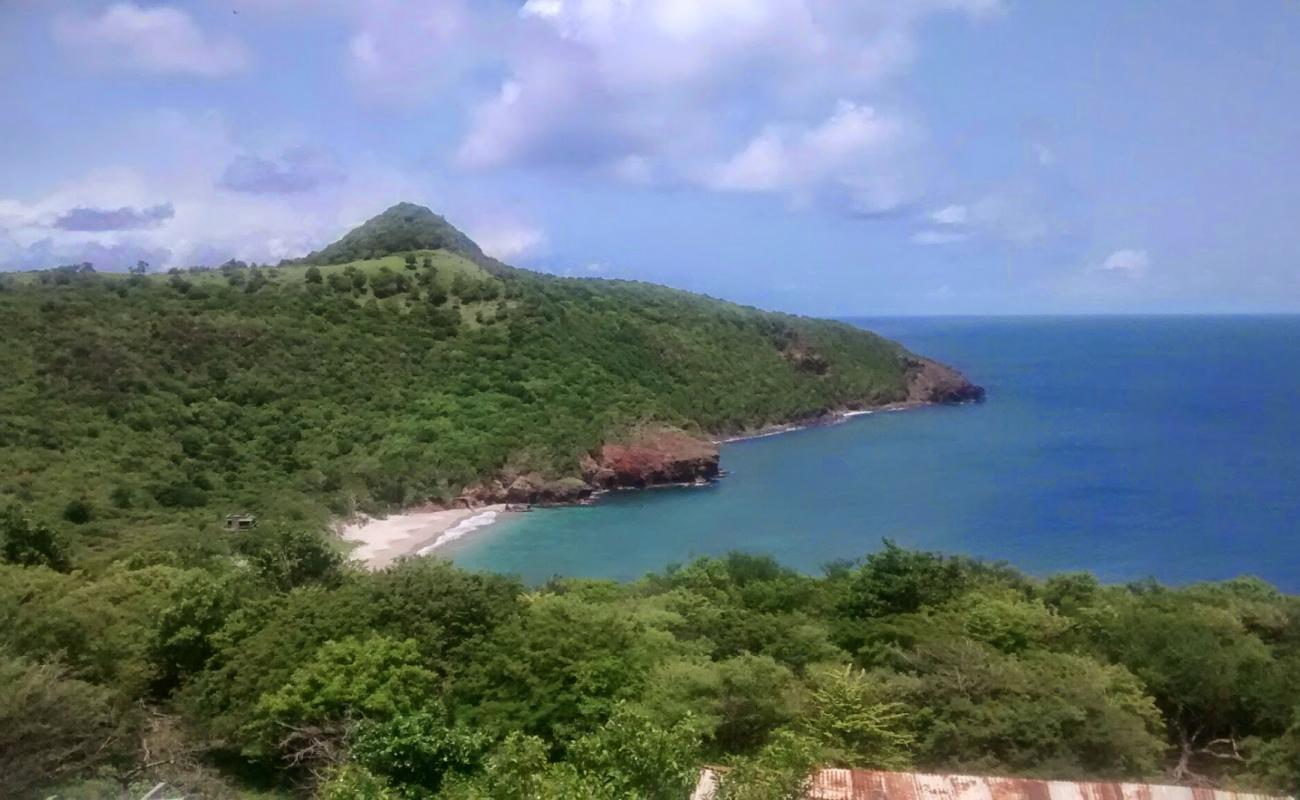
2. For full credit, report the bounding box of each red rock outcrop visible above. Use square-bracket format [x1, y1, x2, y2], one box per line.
[450, 428, 718, 508]
[447, 364, 978, 509]
[582, 427, 720, 489]
[905, 358, 985, 404]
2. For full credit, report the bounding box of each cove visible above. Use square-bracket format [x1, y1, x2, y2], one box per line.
[441, 316, 1300, 591]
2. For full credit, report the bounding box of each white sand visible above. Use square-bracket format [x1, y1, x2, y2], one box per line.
[339, 505, 509, 569]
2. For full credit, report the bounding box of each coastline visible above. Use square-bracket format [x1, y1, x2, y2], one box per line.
[711, 399, 928, 445]
[338, 397, 982, 569]
[338, 505, 515, 569]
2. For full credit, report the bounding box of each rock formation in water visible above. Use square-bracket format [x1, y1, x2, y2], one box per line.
[905, 358, 986, 404]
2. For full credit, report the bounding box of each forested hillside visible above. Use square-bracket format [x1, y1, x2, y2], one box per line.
[3, 205, 1294, 799]
[0, 204, 931, 562]
[2, 535, 1297, 798]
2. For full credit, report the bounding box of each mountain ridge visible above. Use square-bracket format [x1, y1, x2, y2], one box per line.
[294, 202, 491, 267]
[0, 201, 982, 553]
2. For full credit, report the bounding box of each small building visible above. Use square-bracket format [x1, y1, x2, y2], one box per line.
[223, 513, 258, 532]
[691, 769, 1292, 800]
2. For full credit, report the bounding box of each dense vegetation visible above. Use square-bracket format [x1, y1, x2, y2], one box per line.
[4, 205, 1296, 797]
[1, 526, 1297, 798]
[1, 205, 911, 563]
[291, 203, 488, 266]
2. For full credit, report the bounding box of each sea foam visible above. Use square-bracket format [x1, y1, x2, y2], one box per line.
[417, 510, 499, 555]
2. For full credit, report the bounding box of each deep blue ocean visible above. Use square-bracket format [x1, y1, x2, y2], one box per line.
[444, 316, 1300, 591]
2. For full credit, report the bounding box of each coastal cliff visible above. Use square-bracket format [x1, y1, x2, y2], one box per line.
[4, 202, 987, 530]
[452, 359, 983, 508]
[454, 427, 721, 507]
[905, 357, 986, 404]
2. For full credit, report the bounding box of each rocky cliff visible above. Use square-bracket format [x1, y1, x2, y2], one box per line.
[904, 358, 986, 404]
[582, 428, 720, 489]
[451, 359, 983, 509]
[454, 427, 719, 508]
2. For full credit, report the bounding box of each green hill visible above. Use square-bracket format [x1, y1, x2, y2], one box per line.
[1, 206, 1296, 800]
[0, 203, 976, 560]
[295, 202, 488, 265]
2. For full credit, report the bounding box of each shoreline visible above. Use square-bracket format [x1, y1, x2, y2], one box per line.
[711, 400, 927, 445]
[338, 505, 515, 569]
[338, 398, 983, 567]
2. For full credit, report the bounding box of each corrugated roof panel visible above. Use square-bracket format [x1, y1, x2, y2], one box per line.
[694, 769, 1293, 800]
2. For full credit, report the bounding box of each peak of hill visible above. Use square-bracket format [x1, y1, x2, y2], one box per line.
[300, 202, 486, 265]
[0, 202, 982, 557]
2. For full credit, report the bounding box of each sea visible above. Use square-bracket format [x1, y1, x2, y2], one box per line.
[441, 316, 1300, 592]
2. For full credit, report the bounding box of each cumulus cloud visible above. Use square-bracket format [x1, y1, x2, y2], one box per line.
[912, 229, 969, 245]
[0, 112, 429, 272]
[912, 188, 1056, 247]
[929, 204, 968, 225]
[343, 0, 498, 104]
[467, 219, 547, 261]
[1096, 248, 1150, 275]
[0, 235, 172, 272]
[223, 0, 1006, 219]
[53, 202, 174, 231]
[219, 149, 344, 195]
[444, 0, 1000, 211]
[705, 101, 917, 213]
[52, 4, 250, 77]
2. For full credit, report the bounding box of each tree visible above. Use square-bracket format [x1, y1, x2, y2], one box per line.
[0, 654, 135, 798]
[236, 526, 344, 591]
[62, 497, 94, 525]
[1100, 593, 1280, 781]
[130, 259, 149, 275]
[352, 710, 488, 792]
[714, 729, 823, 800]
[842, 540, 971, 619]
[149, 571, 246, 696]
[327, 272, 352, 292]
[319, 764, 398, 800]
[253, 636, 441, 765]
[439, 732, 585, 800]
[451, 594, 664, 744]
[404, 254, 418, 271]
[1, 506, 71, 571]
[567, 702, 702, 799]
[800, 665, 913, 769]
[421, 255, 433, 270]
[306, 266, 324, 284]
[638, 654, 796, 755]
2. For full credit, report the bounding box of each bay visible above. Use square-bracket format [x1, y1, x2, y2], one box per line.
[443, 316, 1300, 590]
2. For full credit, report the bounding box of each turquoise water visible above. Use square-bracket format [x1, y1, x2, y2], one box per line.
[444, 316, 1300, 591]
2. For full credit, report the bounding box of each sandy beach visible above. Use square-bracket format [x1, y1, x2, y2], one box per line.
[338, 505, 511, 569]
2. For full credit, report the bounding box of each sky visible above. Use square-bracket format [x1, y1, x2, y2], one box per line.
[2, 1, 1299, 314]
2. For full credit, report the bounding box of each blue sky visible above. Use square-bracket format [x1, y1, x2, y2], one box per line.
[2, 1, 1298, 314]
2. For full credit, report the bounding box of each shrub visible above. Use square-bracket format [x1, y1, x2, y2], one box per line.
[63, 498, 94, 525]
[1, 507, 71, 571]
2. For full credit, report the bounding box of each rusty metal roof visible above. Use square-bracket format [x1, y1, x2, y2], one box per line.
[692, 769, 1292, 800]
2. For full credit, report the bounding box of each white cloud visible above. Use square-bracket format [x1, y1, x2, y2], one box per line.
[914, 187, 1056, 247]
[912, 229, 969, 245]
[929, 204, 968, 225]
[1096, 248, 1150, 274]
[447, 0, 1000, 210]
[0, 111, 426, 271]
[52, 4, 250, 77]
[467, 219, 547, 261]
[1033, 142, 1056, 166]
[705, 101, 916, 212]
[343, 0, 497, 104]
